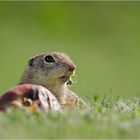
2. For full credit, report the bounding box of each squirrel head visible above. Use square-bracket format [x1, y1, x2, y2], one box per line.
[21, 51, 76, 92]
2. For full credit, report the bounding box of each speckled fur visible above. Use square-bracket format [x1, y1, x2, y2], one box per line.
[20, 51, 86, 108]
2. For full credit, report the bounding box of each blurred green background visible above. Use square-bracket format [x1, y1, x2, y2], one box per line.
[0, 1, 140, 98]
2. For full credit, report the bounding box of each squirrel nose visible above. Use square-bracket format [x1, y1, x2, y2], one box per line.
[68, 64, 76, 72]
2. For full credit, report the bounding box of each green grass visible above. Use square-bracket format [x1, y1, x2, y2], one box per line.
[0, 1, 140, 139]
[0, 95, 140, 139]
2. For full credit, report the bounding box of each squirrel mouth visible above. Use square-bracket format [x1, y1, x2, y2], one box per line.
[59, 71, 74, 82]
[59, 75, 69, 81]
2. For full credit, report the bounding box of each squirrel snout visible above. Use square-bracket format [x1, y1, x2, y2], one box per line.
[68, 64, 76, 72]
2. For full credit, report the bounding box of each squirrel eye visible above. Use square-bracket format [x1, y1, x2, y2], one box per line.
[44, 55, 55, 63]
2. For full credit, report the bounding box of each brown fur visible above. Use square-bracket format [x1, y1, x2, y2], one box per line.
[20, 51, 86, 108]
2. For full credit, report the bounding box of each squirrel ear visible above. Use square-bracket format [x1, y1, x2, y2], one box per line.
[28, 57, 34, 67]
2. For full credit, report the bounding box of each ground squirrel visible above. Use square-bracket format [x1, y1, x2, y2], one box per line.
[20, 51, 86, 109]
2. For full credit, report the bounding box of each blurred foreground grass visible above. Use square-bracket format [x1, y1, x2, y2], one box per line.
[0, 96, 140, 139]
